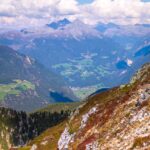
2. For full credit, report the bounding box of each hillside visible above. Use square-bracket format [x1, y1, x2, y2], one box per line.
[0, 107, 69, 150]
[20, 63, 150, 150]
[0, 102, 82, 150]
[0, 45, 76, 112]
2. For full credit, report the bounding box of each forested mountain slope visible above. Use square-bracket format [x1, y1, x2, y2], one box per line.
[0, 45, 76, 112]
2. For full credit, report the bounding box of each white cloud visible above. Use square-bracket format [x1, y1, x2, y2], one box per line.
[0, 0, 149, 28]
[0, 0, 79, 28]
[79, 0, 150, 25]
[58, 0, 79, 14]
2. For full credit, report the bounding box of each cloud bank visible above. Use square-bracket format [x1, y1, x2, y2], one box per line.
[0, 0, 149, 28]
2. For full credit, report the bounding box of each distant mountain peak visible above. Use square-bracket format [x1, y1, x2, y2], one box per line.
[46, 18, 71, 29]
[135, 24, 150, 28]
[96, 22, 119, 32]
[60, 19, 101, 39]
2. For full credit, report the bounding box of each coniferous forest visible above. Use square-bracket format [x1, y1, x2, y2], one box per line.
[0, 107, 70, 147]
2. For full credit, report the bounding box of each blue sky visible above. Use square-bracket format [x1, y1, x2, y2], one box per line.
[78, 0, 93, 4]
[142, 0, 150, 2]
[78, 0, 150, 3]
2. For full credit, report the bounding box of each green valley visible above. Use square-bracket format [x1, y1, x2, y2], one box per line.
[71, 84, 104, 99]
[52, 52, 112, 84]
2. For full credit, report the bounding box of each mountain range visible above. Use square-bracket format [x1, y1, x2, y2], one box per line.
[0, 17, 150, 150]
[0, 19, 149, 99]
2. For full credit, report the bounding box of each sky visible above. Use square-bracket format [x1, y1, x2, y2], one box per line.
[78, 0, 93, 4]
[0, 0, 150, 28]
[142, 0, 150, 2]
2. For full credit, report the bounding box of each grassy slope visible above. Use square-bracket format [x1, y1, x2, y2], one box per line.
[17, 102, 83, 150]
[17, 103, 83, 150]
[18, 86, 121, 150]
[68, 64, 150, 149]
[0, 80, 35, 101]
[18, 86, 122, 150]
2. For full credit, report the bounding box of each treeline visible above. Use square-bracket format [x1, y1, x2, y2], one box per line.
[0, 107, 70, 146]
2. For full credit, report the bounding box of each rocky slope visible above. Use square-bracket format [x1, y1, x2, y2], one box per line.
[20, 63, 150, 150]
[0, 45, 76, 112]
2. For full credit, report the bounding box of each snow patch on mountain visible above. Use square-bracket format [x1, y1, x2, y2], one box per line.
[126, 59, 133, 66]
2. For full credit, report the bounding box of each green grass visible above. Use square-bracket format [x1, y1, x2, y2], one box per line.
[0, 80, 35, 101]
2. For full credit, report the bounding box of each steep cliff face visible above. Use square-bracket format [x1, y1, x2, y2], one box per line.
[21, 63, 150, 150]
